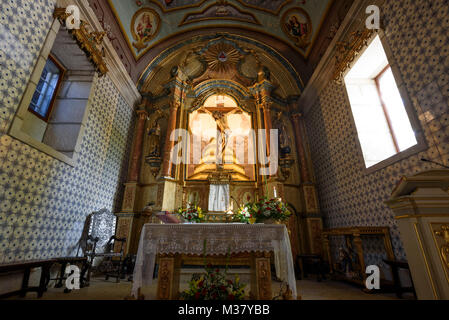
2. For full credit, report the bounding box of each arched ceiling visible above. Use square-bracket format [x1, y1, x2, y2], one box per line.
[89, 0, 354, 91]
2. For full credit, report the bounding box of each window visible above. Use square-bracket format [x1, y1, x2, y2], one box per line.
[9, 21, 96, 166]
[344, 35, 417, 168]
[28, 55, 65, 121]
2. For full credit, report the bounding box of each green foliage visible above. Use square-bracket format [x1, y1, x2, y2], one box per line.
[177, 202, 205, 223]
[233, 198, 291, 223]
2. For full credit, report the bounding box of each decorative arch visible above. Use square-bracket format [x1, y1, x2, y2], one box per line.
[137, 33, 304, 94]
[191, 79, 253, 113]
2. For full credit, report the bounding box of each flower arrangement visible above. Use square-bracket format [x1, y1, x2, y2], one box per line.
[181, 263, 246, 300]
[177, 203, 205, 223]
[232, 203, 257, 224]
[255, 197, 291, 223]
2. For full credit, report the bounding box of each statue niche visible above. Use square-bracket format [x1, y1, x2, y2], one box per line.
[145, 116, 167, 178]
[148, 122, 161, 157]
[273, 112, 295, 180]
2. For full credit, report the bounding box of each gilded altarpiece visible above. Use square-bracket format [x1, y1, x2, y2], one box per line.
[115, 36, 324, 260]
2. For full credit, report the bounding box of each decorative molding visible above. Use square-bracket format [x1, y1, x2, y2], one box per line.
[235, 0, 292, 16]
[332, 29, 375, 83]
[53, 7, 108, 76]
[178, 1, 261, 27]
[62, 0, 141, 108]
[434, 225, 449, 271]
[295, 0, 375, 115]
[148, 0, 208, 13]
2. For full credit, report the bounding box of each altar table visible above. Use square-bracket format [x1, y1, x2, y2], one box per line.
[131, 224, 297, 300]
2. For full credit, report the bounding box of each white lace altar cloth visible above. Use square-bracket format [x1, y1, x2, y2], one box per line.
[131, 223, 297, 299]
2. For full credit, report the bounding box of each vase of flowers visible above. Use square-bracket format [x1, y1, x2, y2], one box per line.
[177, 203, 205, 223]
[255, 198, 291, 223]
[232, 203, 257, 224]
[181, 263, 246, 300]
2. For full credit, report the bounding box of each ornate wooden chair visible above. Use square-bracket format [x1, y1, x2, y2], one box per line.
[76, 208, 126, 285]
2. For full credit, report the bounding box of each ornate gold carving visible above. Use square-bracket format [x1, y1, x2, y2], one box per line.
[251, 253, 272, 300]
[53, 8, 108, 76]
[303, 185, 318, 213]
[322, 226, 396, 285]
[333, 29, 375, 83]
[308, 218, 323, 255]
[157, 256, 177, 300]
[202, 42, 243, 74]
[435, 225, 449, 270]
[122, 185, 135, 211]
[257, 258, 272, 299]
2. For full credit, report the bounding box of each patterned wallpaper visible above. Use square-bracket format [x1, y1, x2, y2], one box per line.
[0, 0, 135, 263]
[306, 0, 449, 265]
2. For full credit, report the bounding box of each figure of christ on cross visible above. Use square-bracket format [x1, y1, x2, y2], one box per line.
[198, 106, 242, 164]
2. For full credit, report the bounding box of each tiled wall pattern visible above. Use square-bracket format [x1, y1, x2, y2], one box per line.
[0, 0, 135, 262]
[306, 0, 449, 265]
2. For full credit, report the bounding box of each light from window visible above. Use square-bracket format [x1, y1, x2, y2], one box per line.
[28, 56, 64, 120]
[344, 35, 417, 168]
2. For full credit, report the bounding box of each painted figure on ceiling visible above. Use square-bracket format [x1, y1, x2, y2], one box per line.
[137, 13, 153, 39]
[287, 15, 308, 38]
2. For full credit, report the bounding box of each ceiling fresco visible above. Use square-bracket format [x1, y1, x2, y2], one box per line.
[107, 0, 333, 60]
[89, 0, 353, 87]
[147, 0, 292, 15]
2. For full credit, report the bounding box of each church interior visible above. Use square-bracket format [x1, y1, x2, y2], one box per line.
[1, 0, 449, 302]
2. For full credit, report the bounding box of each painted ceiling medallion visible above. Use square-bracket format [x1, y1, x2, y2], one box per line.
[281, 7, 313, 49]
[131, 8, 161, 52]
[203, 43, 241, 74]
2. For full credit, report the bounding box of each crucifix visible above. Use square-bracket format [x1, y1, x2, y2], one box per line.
[198, 105, 242, 164]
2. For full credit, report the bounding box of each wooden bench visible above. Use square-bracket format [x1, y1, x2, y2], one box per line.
[0, 257, 89, 299]
[0, 260, 55, 299]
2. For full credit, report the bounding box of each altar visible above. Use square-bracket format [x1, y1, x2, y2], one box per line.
[131, 223, 297, 300]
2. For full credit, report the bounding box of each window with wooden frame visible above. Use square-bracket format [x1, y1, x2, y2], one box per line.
[28, 54, 65, 121]
[344, 35, 417, 169]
